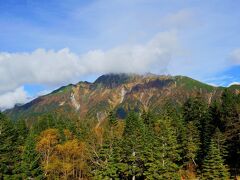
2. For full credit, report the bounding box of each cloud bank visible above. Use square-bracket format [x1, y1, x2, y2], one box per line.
[0, 87, 28, 110]
[0, 31, 179, 109]
[228, 82, 240, 87]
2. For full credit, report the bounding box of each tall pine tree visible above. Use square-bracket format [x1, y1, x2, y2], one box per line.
[120, 111, 146, 179]
[144, 115, 181, 179]
[202, 139, 229, 180]
[0, 113, 19, 179]
[183, 96, 211, 166]
[221, 89, 240, 176]
[21, 132, 43, 179]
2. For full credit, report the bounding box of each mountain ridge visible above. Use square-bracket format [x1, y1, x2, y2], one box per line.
[4, 73, 240, 123]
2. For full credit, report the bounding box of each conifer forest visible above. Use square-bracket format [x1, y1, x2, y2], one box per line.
[1, 89, 240, 179]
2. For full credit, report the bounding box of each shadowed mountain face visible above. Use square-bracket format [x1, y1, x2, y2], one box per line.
[5, 73, 240, 123]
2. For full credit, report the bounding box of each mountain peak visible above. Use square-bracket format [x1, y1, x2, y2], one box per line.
[94, 73, 139, 88]
[7, 73, 239, 122]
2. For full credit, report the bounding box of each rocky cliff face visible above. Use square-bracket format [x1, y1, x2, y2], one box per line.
[5, 73, 239, 122]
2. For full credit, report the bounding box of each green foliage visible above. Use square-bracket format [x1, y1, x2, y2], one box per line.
[21, 132, 43, 179]
[92, 140, 121, 179]
[209, 100, 223, 130]
[91, 111, 120, 179]
[183, 96, 212, 166]
[2, 87, 240, 179]
[144, 115, 181, 179]
[108, 110, 117, 127]
[32, 113, 79, 139]
[0, 113, 19, 178]
[120, 111, 146, 178]
[141, 110, 156, 127]
[221, 89, 240, 175]
[202, 139, 229, 180]
[183, 121, 201, 167]
[176, 76, 215, 91]
[212, 128, 227, 158]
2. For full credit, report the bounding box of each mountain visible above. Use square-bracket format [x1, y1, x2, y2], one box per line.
[4, 73, 239, 123]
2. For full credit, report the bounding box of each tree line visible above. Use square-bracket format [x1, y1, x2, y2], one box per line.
[0, 89, 240, 179]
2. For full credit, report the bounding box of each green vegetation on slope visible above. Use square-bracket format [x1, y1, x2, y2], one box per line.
[1, 88, 240, 179]
[175, 76, 215, 92]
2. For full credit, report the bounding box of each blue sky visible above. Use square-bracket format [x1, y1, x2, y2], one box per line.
[0, 0, 240, 109]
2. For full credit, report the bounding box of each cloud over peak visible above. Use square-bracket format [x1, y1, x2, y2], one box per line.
[0, 31, 180, 109]
[0, 31, 179, 92]
[0, 87, 28, 110]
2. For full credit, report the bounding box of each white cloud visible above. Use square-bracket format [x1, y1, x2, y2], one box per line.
[230, 48, 240, 64]
[0, 87, 28, 110]
[81, 31, 180, 75]
[0, 31, 179, 94]
[0, 48, 82, 94]
[0, 31, 183, 109]
[228, 82, 240, 87]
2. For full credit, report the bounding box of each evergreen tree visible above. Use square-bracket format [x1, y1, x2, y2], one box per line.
[108, 110, 118, 152]
[183, 121, 201, 168]
[108, 110, 118, 127]
[164, 102, 186, 166]
[90, 110, 122, 179]
[21, 132, 43, 179]
[183, 97, 211, 165]
[141, 110, 155, 127]
[92, 139, 120, 179]
[144, 115, 181, 179]
[0, 113, 18, 179]
[209, 101, 223, 131]
[221, 89, 240, 176]
[221, 89, 236, 123]
[212, 128, 227, 158]
[202, 139, 229, 180]
[12, 119, 29, 176]
[120, 111, 146, 179]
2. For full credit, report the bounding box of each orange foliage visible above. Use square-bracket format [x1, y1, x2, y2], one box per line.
[36, 128, 60, 176]
[36, 128, 88, 179]
[94, 125, 104, 146]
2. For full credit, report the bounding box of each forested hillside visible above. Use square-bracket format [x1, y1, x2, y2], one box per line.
[1, 88, 240, 179]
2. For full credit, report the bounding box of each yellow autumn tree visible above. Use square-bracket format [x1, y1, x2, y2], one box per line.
[56, 139, 87, 179]
[36, 128, 88, 179]
[36, 128, 60, 177]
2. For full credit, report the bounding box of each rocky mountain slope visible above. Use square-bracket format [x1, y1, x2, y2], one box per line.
[5, 73, 240, 122]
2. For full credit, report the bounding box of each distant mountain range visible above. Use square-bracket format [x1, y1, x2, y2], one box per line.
[5, 73, 240, 123]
